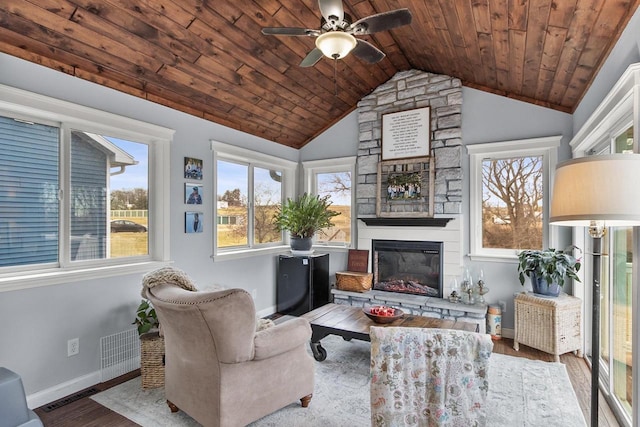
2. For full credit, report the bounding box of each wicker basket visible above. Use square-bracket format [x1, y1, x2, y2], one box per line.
[140, 331, 165, 389]
[336, 271, 373, 292]
[514, 292, 582, 361]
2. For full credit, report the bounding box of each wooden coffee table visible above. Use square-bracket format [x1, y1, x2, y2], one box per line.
[301, 303, 478, 361]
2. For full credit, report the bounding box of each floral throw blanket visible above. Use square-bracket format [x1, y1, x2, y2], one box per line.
[370, 327, 493, 427]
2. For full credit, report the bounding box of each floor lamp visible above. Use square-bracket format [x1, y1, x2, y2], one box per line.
[549, 154, 640, 426]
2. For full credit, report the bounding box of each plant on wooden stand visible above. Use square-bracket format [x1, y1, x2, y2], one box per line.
[517, 246, 582, 297]
[273, 193, 339, 251]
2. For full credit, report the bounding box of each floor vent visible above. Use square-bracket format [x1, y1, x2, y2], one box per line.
[100, 328, 140, 382]
[41, 387, 99, 412]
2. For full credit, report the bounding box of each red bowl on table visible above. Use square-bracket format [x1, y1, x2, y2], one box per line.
[363, 306, 404, 324]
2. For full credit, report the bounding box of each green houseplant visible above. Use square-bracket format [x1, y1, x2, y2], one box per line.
[132, 299, 159, 335]
[517, 246, 582, 297]
[274, 193, 339, 251]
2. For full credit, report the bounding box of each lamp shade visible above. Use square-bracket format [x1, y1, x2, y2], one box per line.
[315, 32, 357, 59]
[550, 154, 640, 226]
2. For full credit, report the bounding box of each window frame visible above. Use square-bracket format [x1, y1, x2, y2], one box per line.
[211, 140, 297, 261]
[467, 136, 561, 261]
[302, 156, 356, 248]
[0, 84, 173, 292]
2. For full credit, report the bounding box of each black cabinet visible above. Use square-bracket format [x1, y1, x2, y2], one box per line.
[277, 253, 330, 315]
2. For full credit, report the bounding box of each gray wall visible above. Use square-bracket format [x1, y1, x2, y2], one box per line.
[300, 110, 359, 160]
[1, 3, 639, 404]
[0, 52, 350, 400]
[462, 88, 573, 329]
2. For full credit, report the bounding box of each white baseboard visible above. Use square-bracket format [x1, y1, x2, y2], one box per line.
[27, 370, 101, 410]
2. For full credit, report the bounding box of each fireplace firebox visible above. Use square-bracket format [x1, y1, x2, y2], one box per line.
[372, 240, 443, 298]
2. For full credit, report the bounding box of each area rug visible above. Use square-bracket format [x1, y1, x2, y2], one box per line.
[91, 335, 586, 426]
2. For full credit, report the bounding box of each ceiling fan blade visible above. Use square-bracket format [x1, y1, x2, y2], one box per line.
[349, 8, 412, 35]
[318, 0, 344, 23]
[300, 48, 324, 67]
[351, 39, 385, 64]
[261, 27, 320, 37]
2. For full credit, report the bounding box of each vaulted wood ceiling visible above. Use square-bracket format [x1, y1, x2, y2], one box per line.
[1, 1, 638, 148]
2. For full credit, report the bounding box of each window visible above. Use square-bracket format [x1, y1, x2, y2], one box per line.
[303, 157, 356, 247]
[592, 124, 634, 423]
[212, 141, 296, 258]
[0, 84, 172, 290]
[468, 136, 560, 259]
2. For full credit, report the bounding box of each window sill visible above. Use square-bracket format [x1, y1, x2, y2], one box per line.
[0, 260, 172, 293]
[212, 244, 351, 262]
[467, 253, 518, 263]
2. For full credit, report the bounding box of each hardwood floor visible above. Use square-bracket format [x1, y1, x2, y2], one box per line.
[34, 338, 620, 426]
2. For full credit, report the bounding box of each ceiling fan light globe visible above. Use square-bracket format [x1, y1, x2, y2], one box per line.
[315, 32, 357, 59]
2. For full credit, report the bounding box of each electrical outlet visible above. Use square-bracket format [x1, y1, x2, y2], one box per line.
[251, 289, 257, 300]
[498, 300, 507, 313]
[67, 338, 79, 357]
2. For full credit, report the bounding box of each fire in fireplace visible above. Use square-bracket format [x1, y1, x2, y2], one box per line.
[372, 239, 443, 298]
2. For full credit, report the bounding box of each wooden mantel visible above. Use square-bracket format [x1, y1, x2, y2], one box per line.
[358, 218, 453, 227]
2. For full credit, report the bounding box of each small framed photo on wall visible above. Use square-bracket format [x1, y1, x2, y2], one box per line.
[184, 157, 203, 180]
[185, 183, 203, 204]
[185, 211, 203, 233]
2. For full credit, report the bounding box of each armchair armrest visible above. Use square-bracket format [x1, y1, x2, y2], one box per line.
[253, 317, 311, 360]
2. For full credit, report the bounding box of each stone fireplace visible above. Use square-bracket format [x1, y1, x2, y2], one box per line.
[356, 69, 464, 297]
[330, 70, 487, 332]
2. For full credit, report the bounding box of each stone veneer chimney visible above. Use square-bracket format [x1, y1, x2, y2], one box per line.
[356, 69, 463, 216]
[355, 70, 465, 297]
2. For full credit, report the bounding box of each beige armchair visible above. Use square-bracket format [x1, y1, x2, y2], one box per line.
[145, 283, 314, 427]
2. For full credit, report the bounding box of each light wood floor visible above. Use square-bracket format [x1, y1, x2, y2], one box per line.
[34, 338, 621, 426]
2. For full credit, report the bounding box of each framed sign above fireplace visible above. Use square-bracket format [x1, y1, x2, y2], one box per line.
[381, 107, 431, 160]
[376, 156, 435, 218]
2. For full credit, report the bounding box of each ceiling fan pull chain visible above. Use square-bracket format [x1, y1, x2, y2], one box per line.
[334, 57, 338, 97]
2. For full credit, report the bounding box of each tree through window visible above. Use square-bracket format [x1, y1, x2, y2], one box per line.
[482, 156, 543, 250]
[467, 136, 559, 258]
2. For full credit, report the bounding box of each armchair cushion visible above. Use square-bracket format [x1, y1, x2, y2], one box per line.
[254, 317, 312, 360]
[370, 327, 493, 427]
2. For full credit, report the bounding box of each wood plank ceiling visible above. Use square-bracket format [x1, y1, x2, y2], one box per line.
[0, 1, 638, 148]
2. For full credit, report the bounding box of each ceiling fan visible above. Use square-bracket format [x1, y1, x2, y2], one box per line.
[261, 0, 412, 67]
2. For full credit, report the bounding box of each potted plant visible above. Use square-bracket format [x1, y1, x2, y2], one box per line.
[273, 193, 339, 252]
[133, 299, 159, 335]
[133, 299, 165, 388]
[517, 246, 582, 297]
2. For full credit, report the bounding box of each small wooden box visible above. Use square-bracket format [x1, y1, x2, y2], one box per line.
[347, 249, 369, 272]
[336, 271, 373, 292]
